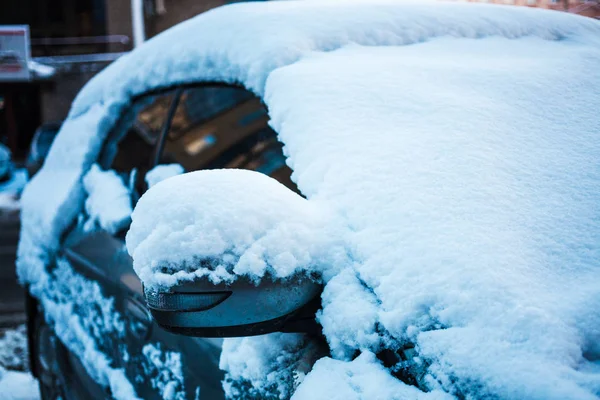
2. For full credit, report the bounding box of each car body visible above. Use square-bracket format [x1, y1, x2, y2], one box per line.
[17, 2, 600, 400]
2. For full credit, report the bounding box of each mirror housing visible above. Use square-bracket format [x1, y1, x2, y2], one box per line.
[127, 169, 333, 338]
[144, 275, 322, 337]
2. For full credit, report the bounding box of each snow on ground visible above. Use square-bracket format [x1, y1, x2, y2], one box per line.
[0, 369, 39, 400]
[0, 326, 29, 372]
[0, 169, 28, 216]
[0, 194, 20, 217]
[15, 1, 600, 399]
[0, 326, 39, 400]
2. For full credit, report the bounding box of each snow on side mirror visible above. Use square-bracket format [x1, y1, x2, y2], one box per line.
[126, 169, 337, 337]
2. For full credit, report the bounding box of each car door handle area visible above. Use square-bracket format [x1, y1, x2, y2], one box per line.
[125, 295, 153, 341]
[63, 247, 108, 281]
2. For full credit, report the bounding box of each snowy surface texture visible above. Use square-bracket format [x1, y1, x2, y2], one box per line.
[15, 1, 600, 399]
[220, 333, 326, 400]
[265, 39, 600, 399]
[29, 258, 140, 400]
[83, 164, 132, 234]
[0, 326, 40, 400]
[0, 326, 29, 372]
[18, 0, 600, 288]
[146, 164, 185, 188]
[127, 169, 346, 288]
[142, 344, 186, 400]
[0, 368, 40, 400]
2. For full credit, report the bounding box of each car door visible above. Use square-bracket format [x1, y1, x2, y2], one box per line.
[61, 83, 298, 400]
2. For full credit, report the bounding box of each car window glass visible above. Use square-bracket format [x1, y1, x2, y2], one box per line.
[106, 90, 176, 196]
[158, 85, 298, 192]
[87, 90, 177, 238]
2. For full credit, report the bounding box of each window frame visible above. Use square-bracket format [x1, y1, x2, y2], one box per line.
[98, 81, 260, 173]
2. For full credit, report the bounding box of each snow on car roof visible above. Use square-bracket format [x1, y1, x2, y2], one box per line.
[18, 1, 600, 398]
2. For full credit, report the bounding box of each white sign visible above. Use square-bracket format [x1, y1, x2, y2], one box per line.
[0, 25, 31, 82]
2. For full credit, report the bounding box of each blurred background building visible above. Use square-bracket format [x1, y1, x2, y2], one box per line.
[0, 0, 245, 160]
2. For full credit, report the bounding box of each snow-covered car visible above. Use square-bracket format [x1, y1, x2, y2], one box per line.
[17, 2, 600, 400]
[0, 143, 11, 181]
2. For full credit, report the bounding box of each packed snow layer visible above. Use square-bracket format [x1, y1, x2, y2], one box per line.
[127, 169, 346, 288]
[83, 164, 132, 234]
[0, 368, 40, 400]
[14, 0, 600, 399]
[0, 327, 39, 400]
[220, 333, 326, 399]
[292, 352, 450, 400]
[263, 39, 600, 398]
[30, 258, 140, 400]
[145, 164, 185, 188]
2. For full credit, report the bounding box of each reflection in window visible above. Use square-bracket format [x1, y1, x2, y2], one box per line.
[106, 90, 176, 197]
[157, 85, 298, 193]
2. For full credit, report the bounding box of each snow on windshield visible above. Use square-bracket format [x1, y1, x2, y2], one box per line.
[15, 1, 600, 399]
[128, 34, 600, 400]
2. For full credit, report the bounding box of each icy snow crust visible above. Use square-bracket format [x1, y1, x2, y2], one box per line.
[16, 1, 600, 399]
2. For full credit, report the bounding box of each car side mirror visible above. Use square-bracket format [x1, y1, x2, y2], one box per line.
[126, 169, 327, 337]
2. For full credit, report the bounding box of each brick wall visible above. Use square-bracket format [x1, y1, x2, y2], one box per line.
[463, 0, 600, 17]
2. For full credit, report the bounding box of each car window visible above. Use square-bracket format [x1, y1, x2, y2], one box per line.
[104, 90, 177, 197]
[157, 85, 298, 192]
